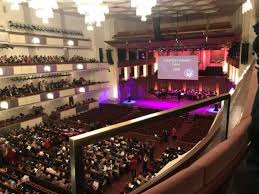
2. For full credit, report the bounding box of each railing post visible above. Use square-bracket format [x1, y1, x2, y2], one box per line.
[70, 140, 84, 194]
[222, 97, 231, 139]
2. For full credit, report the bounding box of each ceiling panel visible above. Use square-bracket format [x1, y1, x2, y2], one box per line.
[57, 0, 245, 21]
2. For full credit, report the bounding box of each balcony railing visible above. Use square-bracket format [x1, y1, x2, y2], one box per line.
[69, 93, 230, 194]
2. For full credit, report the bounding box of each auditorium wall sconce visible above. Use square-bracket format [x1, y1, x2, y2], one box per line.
[47, 93, 54, 100]
[44, 65, 51, 72]
[79, 87, 86, 93]
[32, 37, 40, 44]
[0, 68, 3, 76]
[0, 101, 9, 109]
[67, 40, 74, 46]
[77, 64, 84, 70]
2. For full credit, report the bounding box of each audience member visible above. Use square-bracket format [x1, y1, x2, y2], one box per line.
[0, 55, 98, 65]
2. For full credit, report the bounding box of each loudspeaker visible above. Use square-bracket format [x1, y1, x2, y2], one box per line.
[153, 17, 161, 41]
[118, 48, 127, 62]
[99, 48, 104, 63]
[106, 49, 114, 65]
[241, 43, 249, 65]
[129, 50, 137, 60]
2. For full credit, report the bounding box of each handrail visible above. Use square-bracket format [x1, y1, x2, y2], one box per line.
[69, 93, 231, 194]
[140, 59, 257, 194]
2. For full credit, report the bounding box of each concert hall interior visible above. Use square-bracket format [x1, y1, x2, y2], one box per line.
[0, 0, 259, 194]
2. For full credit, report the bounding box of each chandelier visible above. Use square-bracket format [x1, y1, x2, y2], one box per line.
[4, 0, 27, 10]
[28, 0, 58, 24]
[131, 0, 157, 21]
[242, 0, 253, 14]
[74, 0, 109, 30]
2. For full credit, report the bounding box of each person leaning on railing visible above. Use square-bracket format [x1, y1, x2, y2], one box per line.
[246, 23, 259, 194]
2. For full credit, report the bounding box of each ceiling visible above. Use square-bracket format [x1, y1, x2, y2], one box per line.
[58, 0, 245, 21]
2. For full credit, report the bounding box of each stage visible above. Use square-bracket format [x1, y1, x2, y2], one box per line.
[121, 98, 219, 115]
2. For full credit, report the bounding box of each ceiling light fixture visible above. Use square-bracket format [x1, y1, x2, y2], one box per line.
[74, 0, 109, 30]
[28, 0, 58, 24]
[242, 0, 253, 14]
[131, 0, 157, 22]
[4, 0, 27, 10]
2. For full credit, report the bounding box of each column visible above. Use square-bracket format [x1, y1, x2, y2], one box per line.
[124, 67, 130, 80]
[134, 66, 139, 79]
[143, 65, 147, 77]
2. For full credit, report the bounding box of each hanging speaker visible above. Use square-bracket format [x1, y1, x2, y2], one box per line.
[241, 43, 249, 65]
[106, 49, 114, 65]
[99, 48, 104, 63]
[153, 17, 161, 41]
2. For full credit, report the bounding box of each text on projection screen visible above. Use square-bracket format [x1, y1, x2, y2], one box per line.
[158, 55, 199, 80]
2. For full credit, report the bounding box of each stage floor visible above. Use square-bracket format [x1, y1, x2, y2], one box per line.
[121, 98, 218, 115]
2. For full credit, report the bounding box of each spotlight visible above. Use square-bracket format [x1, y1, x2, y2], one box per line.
[47, 93, 54, 100]
[0, 101, 9, 109]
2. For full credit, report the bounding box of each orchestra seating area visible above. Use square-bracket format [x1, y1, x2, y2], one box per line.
[0, 104, 215, 194]
[150, 88, 217, 101]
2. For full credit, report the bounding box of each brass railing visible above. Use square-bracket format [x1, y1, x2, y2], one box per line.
[69, 93, 231, 194]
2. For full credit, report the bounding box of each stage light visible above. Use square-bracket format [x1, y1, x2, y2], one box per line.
[44, 65, 51, 72]
[0, 101, 9, 109]
[0, 68, 3, 76]
[79, 87, 85, 93]
[67, 40, 74, 46]
[32, 37, 40, 44]
[47, 93, 54, 100]
[77, 64, 84, 70]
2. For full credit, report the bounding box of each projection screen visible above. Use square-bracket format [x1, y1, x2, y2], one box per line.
[158, 55, 199, 80]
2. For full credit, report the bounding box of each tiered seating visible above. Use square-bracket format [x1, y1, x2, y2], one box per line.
[0, 103, 215, 194]
[130, 115, 185, 137]
[179, 115, 215, 144]
[0, 106, 44, 128]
